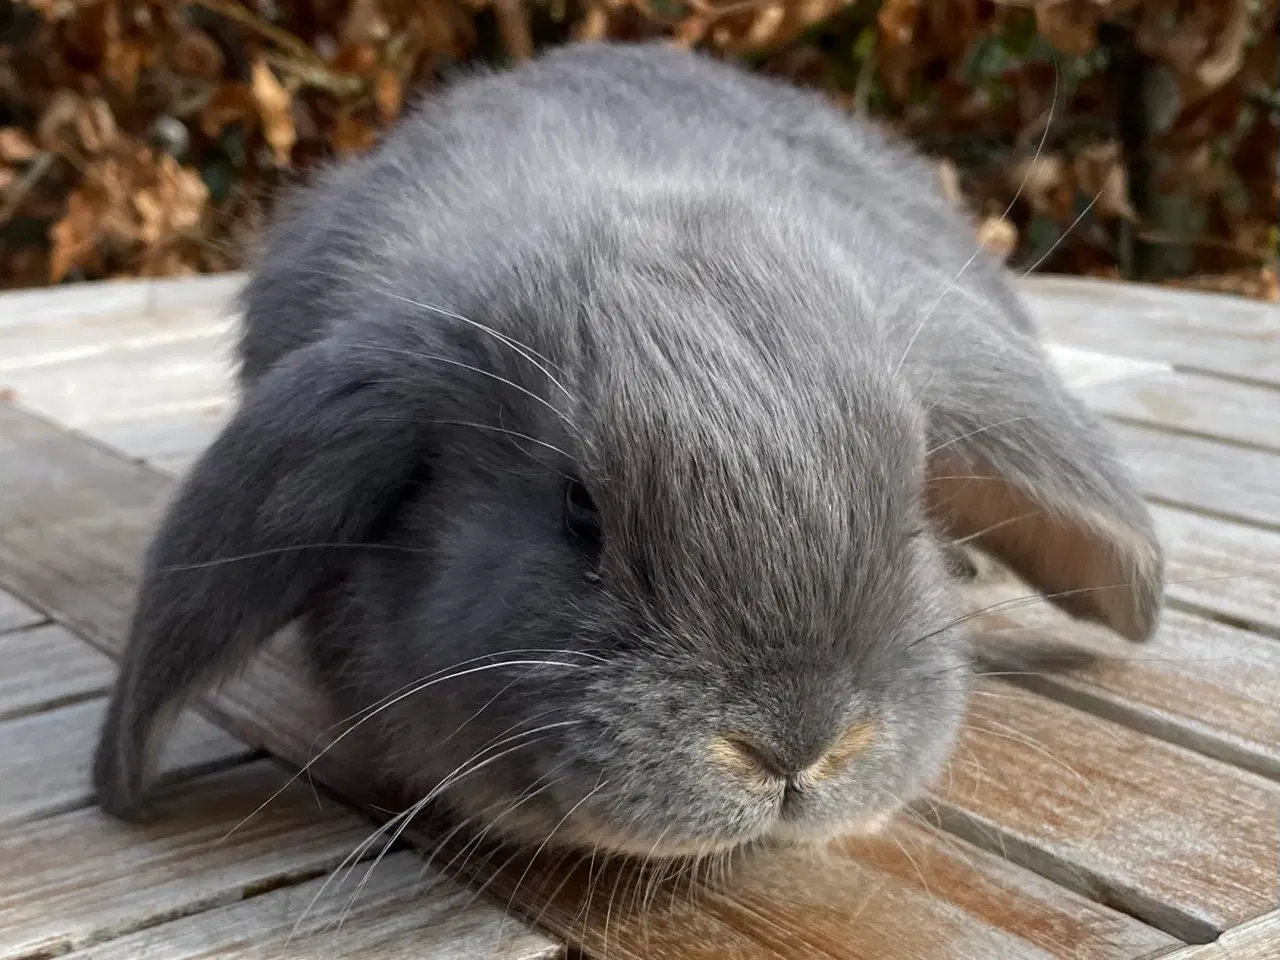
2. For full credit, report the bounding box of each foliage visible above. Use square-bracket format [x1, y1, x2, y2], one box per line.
[0, 0, 1275, 299]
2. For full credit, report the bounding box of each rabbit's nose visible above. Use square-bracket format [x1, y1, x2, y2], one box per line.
[708, 722, 877, 785]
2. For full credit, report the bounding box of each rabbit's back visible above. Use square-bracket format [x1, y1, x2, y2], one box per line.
[235, 42, 1025, 385]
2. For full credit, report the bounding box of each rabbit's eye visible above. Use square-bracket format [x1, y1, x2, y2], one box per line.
[563, 476, 600, 544]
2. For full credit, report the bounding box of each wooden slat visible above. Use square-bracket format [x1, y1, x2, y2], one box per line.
[431, 822, 1172, 960]
[0, 307, 234, 376]
[0, 588, 43, 633]
[974, 601, 1280, 780]
[0, 697, 251, 827]
[56, 850, 563, 960]
[837, 821, 1179, 959]
[0, 333, 235, 430]
[88, 404, 229, 475]
[1113, 421, 1280, 530]
[0, 760, 377, 960]
[930, 681, 1280, 943]
[0, 402, 171, 646]
[1018, 275, 1280, 387]
[0, 273, 243, 330]
[0, 622, 117, 720]
[1081, 370, 1280, 452]
[1153, 505, 1280, 637]
[0, 367, 1180, 956]
[964, 547, 1280, 773]
[1152, 911, 1280, 958]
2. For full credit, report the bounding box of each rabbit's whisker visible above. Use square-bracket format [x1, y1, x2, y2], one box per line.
[378, 289, 576, 399]
[322, 723, 581, 933]
[314, 647, 603, 747]
[366, 416, 572, 459]
[911, 567, 1265, 651]
[224, 660, 589, 843]
[926, 416, 1038, 456]
[961, 712, 1097, 799]
[156, 541, 431, 571]
[1020, 168, 1116, 277]
[496, 778, 611, 945]
[346, 339, 577, 430]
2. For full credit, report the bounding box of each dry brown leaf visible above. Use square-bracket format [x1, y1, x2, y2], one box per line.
[745, 4, 786, 48]
[250, 59, 296, 167]
[171, 29, 226, 80]
[36, 90, 84, 153]
[575, 5, 611, 41]
[330, 40, 378, 74]
[330, 111, 377, 156]
[1010, 153, 1070, 216]
[99, 0, 144, 94]
[340, 0, 390, 45]
[23, 0, 77, 21]
[935, 158, 964, 210]
[1073, 142, 1136, 221]
[375, 70, 404, 123]
[494, 0, 534, 60]
[976, 216, 1018, 260]
[0, 167, 16, 192]
[49, 188, 99, 282]
[1032, 0, 1099, 56]
[1196, 0, 1249, 89]
[200, 83, 257, 139]
[670, 14, 708, 48]
[0, 128, 39, 163]
[877, 0, 920, 47]
[73, 97, 119, 155]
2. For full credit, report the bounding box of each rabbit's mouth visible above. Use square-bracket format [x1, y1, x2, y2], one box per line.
[531, 788, 901, 862]
[553, 810, 768, 860]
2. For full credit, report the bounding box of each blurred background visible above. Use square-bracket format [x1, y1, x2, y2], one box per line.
[0, 0, 1275, 299]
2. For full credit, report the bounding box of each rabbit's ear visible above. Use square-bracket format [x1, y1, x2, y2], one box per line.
[92, 337, 430, 820]
[921, 340, 1164, 643]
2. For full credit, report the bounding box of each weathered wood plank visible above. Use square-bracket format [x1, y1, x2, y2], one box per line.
[0, 331, 233, 423]
[0, 760, 379, 960]
[0, 307, 235, 376]
[1018, 275, 1280, 387]
[430, 819, 1173, 960]
[88, 404, 230, 474]
[1112, 421, 1280, 530]
[0, 402, 171, 646]
[967, 596, 1280, 780]
[0, 587, 43, 633]
[0, 622, 117, 720]
[0, 696, 252, 827]
[0, 372, 1181, 956]
[837, 820, 1180, 959]
[930, 681, 1280, 942]
[55, 850, 563, 960]
[1149, 910, 1280, 958]
[1151, 505, 1280, 636]
[1080, 370, 1280, 452]
[0, 273, 243, 330]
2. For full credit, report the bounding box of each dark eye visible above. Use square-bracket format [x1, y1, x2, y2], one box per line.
[563, 476, 600, 544]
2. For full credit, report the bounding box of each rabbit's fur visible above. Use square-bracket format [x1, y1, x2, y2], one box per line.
[93, 42, 1163, 858]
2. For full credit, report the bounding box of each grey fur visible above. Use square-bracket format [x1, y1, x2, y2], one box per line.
[92, 42, 1163, 857]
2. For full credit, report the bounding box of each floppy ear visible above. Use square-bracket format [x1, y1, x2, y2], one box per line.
[920, 336, 1164, 643]
[92, 336, 429, 820]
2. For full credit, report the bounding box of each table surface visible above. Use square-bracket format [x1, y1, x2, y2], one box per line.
[0, 273, 1276, 960]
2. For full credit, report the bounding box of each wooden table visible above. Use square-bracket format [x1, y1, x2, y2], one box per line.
[0, 274, 1276, 960]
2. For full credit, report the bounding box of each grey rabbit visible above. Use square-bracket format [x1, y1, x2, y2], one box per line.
[92, 41, 1163, 858]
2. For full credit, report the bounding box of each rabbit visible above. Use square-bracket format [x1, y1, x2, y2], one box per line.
[91, 41, 1163, 859]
